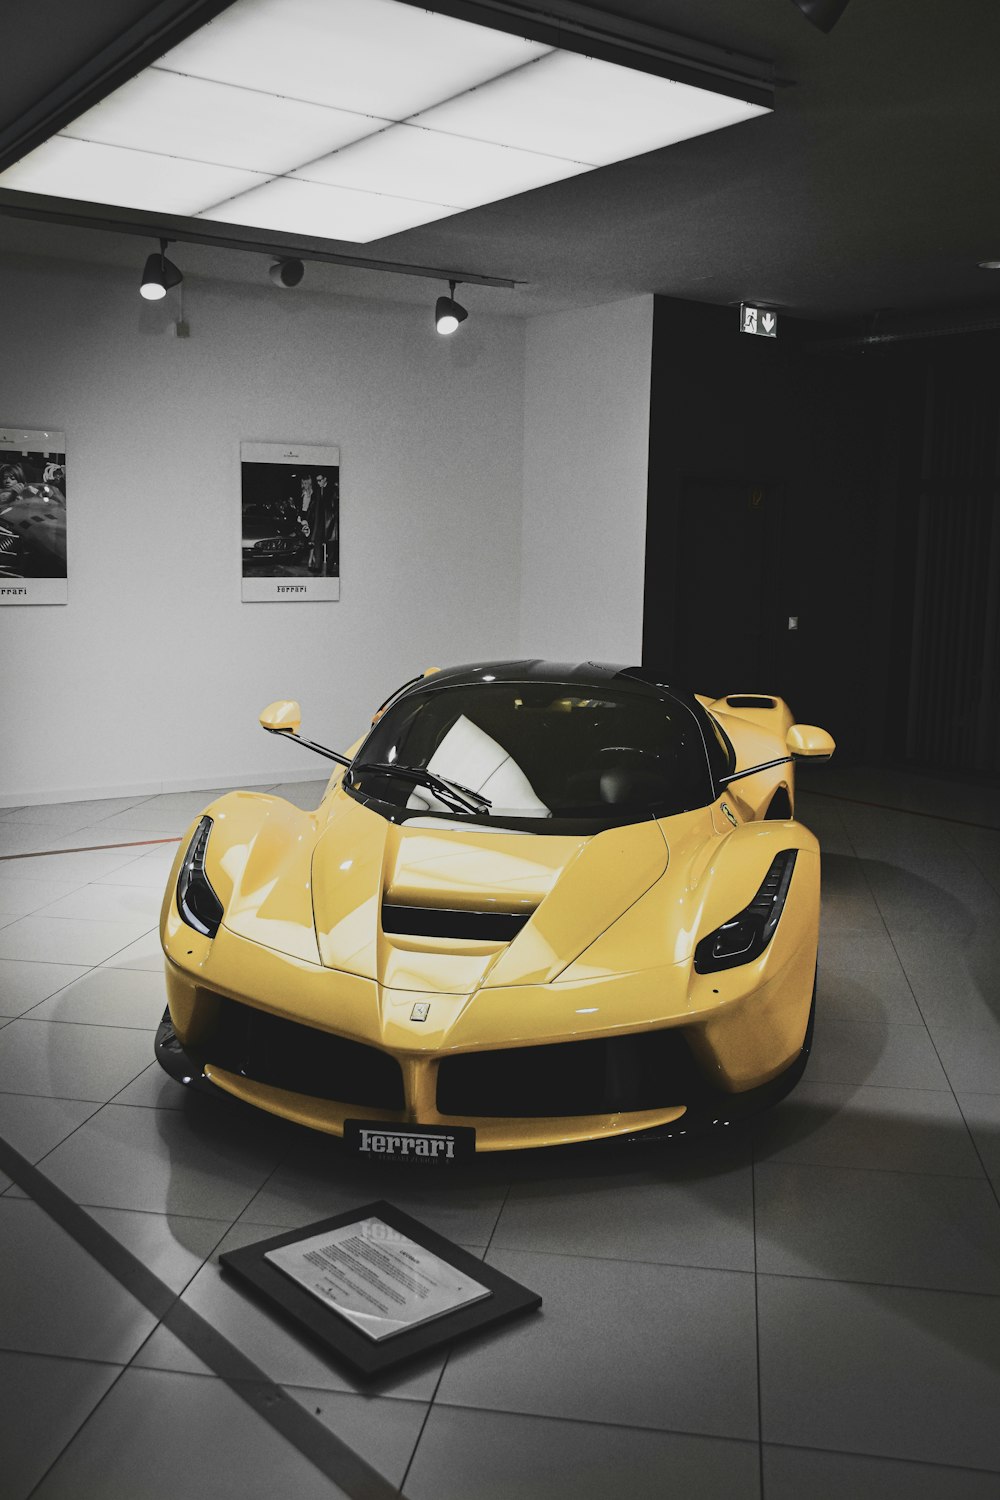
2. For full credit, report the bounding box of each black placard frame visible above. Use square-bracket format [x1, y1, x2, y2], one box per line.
[219, 1200, 541, 1378]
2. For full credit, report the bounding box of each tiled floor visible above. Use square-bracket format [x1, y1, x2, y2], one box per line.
[1, 771, 999, 1497]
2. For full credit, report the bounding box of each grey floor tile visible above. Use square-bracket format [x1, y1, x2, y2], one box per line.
[437, 1248, 758, 1440]
[862, 867, 996, 939]
[0, 874, 83, 919]
[90, 790, 231, 831]
[807, 1016, 948, 1089]
[32, 1099, 288, 1217]
[0, 795, 152, 826]
[407, 1406, 761, 1500]
[891, 928, 1000, 1034]
[42, 825, 185, 851]
[763, 1442, 1000, 1499]
[100, 929, 166, 971]
[816, 929, 923, 1025]
[492, 1151, 754, 1271]
[817, 855, 885, 932]
[0, 1350, 122, 1500]
[752, 1081, 985, 1177]
[27, 967, 166, 1029]
[957, 1093, 1000, 1193]
[932, 1025, 1000, 1095]
[285, 1385, 428, 1490]
[238, 1146, 509, 1246]
[0, 960, 94, 1020]
[112, 1060, 187, 1109]
[0, 1019, 152, 1101]
[31, 1367, 353, 1500]
[0, 1092, 99, 1160]
[86, 1205, 230, 1292]
[135, 1220, 445, 1399]
[953, 824, 1000, 898]
[2, 845, 153, 884]
[85, 806, 205, 837]
[36, 882, 164, 924]
[755, 1160, 1000, 1293]
[0, 1198, 156, 1361]
[0, 825, 72, 857]
[96, 844, 180, 887]
[758, 1273, 1000, 1469]
[0, 914, 154, 966]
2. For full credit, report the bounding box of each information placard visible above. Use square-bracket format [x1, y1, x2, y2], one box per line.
[265, 1215, 491, 1341]
[220, 1200, 541, 1377]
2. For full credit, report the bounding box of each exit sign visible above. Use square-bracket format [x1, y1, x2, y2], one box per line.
[740, 305, 777, 338]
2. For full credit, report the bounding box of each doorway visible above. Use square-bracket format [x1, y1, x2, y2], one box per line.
[666, 476, 785, 700]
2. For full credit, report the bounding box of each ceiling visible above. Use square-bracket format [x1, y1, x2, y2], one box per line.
[2, 0, 999, 323]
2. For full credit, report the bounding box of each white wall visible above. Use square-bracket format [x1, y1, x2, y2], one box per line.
[0, 259, 525, 803]
[519, 295, 653, 663]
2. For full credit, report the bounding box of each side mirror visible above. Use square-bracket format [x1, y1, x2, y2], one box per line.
[259, 700, 301, 735]
[787, 723, 835, 760]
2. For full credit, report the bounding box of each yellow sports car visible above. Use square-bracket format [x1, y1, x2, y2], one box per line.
[156, 661, 834, 1156]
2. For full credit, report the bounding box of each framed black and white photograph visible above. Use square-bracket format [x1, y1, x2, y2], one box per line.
[0, 427, 67, 605]
[241, 440, 339, 602]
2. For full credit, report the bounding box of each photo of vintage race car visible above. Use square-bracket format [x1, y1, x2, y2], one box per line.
[240, 497, 307, 572]
[156, 661, 834, 1153]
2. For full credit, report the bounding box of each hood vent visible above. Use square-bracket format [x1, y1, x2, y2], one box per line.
[381, 903, 531, 941]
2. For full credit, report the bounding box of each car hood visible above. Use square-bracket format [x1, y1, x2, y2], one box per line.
[310, 792, 669, 993]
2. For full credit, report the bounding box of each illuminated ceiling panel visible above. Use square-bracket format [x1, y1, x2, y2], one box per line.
[206, 175, 458, 242]
[62, 69, 391, 176]
[0, 135, 267, 217]
[413, 51, 767, 167]
[0, 0, 771, 244]
[290, 125, 589, 209]
[158, 0, 550, 120]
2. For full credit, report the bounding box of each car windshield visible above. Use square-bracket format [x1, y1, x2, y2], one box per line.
[349, 682, 713, 830]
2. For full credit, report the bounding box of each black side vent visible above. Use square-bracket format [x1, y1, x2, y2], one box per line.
[726, 695, 777, 709]
[381, 903, 530, 941]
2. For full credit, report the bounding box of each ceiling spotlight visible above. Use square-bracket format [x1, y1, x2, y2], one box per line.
[269, 258, 305, 288]
[791, 0, 851, 31]
[435, 281, 468, 336]
[139, 238, 183, 301]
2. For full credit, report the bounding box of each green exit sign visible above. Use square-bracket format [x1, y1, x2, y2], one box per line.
[740, 305, 777, 337]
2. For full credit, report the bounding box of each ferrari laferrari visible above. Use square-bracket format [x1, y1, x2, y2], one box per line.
[156, 662, 834, 1153]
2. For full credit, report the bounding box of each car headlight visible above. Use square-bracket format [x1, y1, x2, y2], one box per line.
[694, 849, 797, 973]
[176, 816, 224, 937]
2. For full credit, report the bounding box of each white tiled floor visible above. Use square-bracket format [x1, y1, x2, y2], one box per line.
[0, 771, 999, 1498]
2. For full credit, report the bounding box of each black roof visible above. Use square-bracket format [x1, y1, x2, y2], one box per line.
[399, 660, 685, 701]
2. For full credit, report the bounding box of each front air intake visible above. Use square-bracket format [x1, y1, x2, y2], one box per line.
[381, 903, 530, 941]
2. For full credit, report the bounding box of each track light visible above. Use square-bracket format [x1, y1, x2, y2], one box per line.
[790, 0, 851, 31]
[269, 258, 305, 288]
[139, 238, 183, 301]
[435, 281, 468, 336]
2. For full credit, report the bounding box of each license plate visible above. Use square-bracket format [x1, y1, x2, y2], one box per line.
[343, 1119, 475, 1163]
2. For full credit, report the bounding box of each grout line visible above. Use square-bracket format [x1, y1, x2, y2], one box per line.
[0, 1131, 400, 1500]
[0, 837, 181, 864]
[398, 1179, 515, 1496]
[750, 1126, 765, 1499]
[805, 788, 1000, 833]
[24, 1359, 134, 1500]
[842, 819, 1000, 1220]
[759, 1436, 1000, 1480]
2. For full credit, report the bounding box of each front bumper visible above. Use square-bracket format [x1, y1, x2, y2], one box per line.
[154, 987, 813, 1152]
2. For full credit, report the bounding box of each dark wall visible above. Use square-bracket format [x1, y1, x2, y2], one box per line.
[643, 296, 889, 763]
[643, 297, 1000, 772]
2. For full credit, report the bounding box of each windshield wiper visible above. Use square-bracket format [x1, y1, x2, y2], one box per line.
[350, 761, 492, 817]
